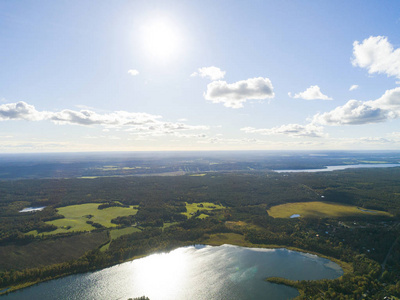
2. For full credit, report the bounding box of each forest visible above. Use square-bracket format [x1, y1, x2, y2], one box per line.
[0, 165, 400, 299]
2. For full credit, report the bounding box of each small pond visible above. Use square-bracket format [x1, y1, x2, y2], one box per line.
[18, 207, 46, 213]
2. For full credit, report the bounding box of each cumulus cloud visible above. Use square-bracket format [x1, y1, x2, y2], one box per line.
[352, 36, 400, 79]
[128, 69, 139, 76]
[289, 85, 332, 100]
[313, 87, 400, 125]
[191, 66, 225, 80]
[0, 102, 47, 121]
[349, 85, 359, 91]
[204, 77, 274, 108]
[0, 101, 209, 136]
[241, 123, 325, 138]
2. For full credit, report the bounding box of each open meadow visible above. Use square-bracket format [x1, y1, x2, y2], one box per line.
[28, 203, 138, 235]
[267, 201, 393, 218]
[182, 202, 225, 219]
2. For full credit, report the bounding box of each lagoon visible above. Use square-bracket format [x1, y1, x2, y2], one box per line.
[2, 245, 343, 300]
[274, 163, 400, 173]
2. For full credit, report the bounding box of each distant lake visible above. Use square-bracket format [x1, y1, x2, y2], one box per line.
[2, 245, 343, 300]
[274, 163, 400, 173]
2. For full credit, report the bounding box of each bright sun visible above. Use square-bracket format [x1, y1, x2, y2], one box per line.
[141, 19, 182, 61]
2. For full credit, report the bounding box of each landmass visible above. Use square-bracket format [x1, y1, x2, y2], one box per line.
[0, 151, 399, 299]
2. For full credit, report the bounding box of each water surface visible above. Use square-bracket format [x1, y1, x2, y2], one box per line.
[2, 245, 343, 300]
[18, 207, 46, 213]
[275, 163, 400, 173]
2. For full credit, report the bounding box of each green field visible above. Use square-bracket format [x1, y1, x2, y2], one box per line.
[28, 203, 138, 235]
[100, 226, 141, 251]
[182, 202, 225, 218]
[267, 201, 392, 218]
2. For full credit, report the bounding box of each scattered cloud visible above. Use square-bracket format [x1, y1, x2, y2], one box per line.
[241, 123, 325, 138]
[0, 102, 47, 121]
[204, 77, 274, 108]
[352, 36, 400, 79]
[289, 85, 332, 100]
[358, 137, 393, 144]
[198, 136, 261, 145]
[0, 101, 209, 136]
[349, 84, 359, 91]
[313, 87, 400, 125]
[191, 66, 225, 80]
[49, 109, 160, 126]
[128, 69, 139, 76]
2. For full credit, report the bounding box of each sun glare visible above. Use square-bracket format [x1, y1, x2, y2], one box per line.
[141, 19, 182, 62]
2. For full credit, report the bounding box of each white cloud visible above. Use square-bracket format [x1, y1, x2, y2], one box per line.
[241, 123, 325, 138]
[49, 109, 160, 126]
[312, 100, 388, 125]
[352, 36, 400, 79]
[0, 101, 209, 136]
[289, 85, 332, 100]
[349, 85, 359, 91]
[191, 66, 225, 80]
[358, 137, 393, 144]
[313, 87, 400, 125]
[128, 69, 139, 76]
[204, 77, 274, 108]
[0, 102, 47, 121]
[198, 136, 260, 145]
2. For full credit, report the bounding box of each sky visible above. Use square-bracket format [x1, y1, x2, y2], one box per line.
[1, 0, 400, 153]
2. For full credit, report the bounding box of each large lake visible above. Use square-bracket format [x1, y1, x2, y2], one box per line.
[275, 163, 400, 173]
[2, 245, 343, 300]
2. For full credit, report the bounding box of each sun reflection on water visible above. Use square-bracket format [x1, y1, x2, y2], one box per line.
[130, 248, 188, 299]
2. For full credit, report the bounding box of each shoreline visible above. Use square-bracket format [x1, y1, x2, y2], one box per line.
[0, 232, 351, 297]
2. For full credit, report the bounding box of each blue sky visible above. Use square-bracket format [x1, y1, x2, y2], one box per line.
[1, 0, 400, 152]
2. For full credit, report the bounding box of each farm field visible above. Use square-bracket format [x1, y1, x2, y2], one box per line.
[267, 201, 393, 218]
[182, 202, 225, 218]
[28, 203, 138, 235]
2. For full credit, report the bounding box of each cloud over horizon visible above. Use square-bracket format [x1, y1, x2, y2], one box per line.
[0, 101, 208, 136]
[313, 87, 400, 125]
[241, 123, 325, 138]
[289, 85, 332, 100]
[204, 77, 274, 108]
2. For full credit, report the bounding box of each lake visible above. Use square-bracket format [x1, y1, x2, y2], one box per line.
[274, 163, 400, 173]
[2, 245, 343, 300]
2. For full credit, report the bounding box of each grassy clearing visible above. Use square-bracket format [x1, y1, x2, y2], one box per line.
[100, 226, 141, 251]
[28, 203, 138, 235]
[182, 202, 225, 218]
[197, 213, 209, 219]
[267, 201, 392, 218]
[163, 222, 179, 229]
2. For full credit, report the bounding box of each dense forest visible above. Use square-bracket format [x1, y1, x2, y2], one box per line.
[0, 166, 400, 299]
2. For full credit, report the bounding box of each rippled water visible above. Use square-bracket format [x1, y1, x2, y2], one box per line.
[2, 245, 343, 300]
